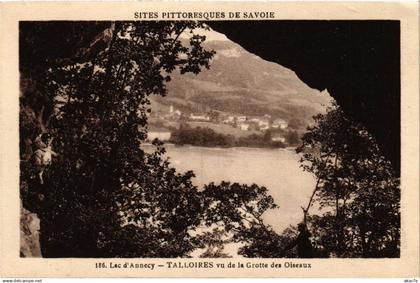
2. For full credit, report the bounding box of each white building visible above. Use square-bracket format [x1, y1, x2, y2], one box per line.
[258, 119, 270, 131]
[249, 117, 261, 123]
[236, 116, 247, 123]
[272, 118, 288, 129]
[239, 123, 250, 131]
[271, 135, 286, 143]
[190, 113, 210, 121]
[147, 131, 171, 141]
[223, 116, 235, 124]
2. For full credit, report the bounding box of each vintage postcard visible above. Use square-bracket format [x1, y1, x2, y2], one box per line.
[0, 1, 419, 278]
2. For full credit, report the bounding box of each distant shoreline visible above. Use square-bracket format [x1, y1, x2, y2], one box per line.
[141, 142, 297, 151]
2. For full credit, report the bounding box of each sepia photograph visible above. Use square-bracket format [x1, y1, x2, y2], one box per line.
[19, 20, 401, 259]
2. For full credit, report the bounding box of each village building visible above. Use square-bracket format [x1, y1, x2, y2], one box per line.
[271, 133, 286, 143]
[189, 113, 210, 121]
[170, 110, 182, 120]
[272, 118, 288, 129]
[236, 116, 247, 123]
[165, 105, 182, 120]
[249, 118, 259, 123]
[223, 116, 235, 124]
[147, 128, 172, 141]
[258, 119, 270, 131]
[238, 122, 250, 131]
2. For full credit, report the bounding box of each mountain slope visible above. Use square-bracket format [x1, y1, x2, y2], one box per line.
[151, 39, 332, 129]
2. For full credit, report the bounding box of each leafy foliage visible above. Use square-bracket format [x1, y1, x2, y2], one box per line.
[170, 123, 236, 147]
[296, 105, 400, 257]
[20, 21, 281, 258]
[199, 181, 279, 258]
[21, 21, 214, 257]
[170, 124, 290, 148]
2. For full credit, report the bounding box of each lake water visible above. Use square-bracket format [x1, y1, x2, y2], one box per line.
[144, 144, 316, 233]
